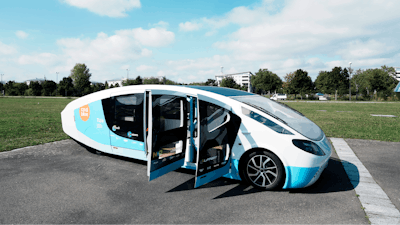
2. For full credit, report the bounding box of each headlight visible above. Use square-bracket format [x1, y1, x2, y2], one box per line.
[292, 139, 325, 156]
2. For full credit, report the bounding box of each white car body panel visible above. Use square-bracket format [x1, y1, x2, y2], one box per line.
[61, 85, 332, 189]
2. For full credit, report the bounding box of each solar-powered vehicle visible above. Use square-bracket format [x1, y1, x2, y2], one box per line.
[61, 85, 332, 190]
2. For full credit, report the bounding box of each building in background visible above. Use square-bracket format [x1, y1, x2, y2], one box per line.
[106, 76, 166, 87]
[106, 78, 127, 87]
[215, 71, 253, 92]
[143, 75, 165, 82]
[393, 67, 400, 82]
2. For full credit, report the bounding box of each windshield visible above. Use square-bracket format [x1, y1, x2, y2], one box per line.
[230, 95, 324, 141]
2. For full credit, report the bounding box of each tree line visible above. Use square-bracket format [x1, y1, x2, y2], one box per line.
[0, 63, 180, 97]
[0, 63, 219, 97]
[1, 63, 398, 100]
[242, 65, 398, 100]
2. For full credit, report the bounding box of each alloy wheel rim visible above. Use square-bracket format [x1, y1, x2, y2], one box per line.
[247, 155, 278, 187]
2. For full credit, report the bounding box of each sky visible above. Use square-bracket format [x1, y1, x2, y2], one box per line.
[1, 0, 400, 84]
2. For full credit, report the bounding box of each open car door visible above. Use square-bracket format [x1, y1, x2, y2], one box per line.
[195, 95, 241, 188]
[102, 89, 147, 159]
[147, 90, 188, 181]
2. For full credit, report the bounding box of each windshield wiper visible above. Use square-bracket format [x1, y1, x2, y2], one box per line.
[243, 102, 287, 125]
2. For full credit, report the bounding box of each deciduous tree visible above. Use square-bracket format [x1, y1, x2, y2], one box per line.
[123, 76, 143, 86]
[70, 63, 91, 96]
[292, 69, 313, 100]
[220, 77, 239, 89]
[58, 77, 74, 96]
[16, 82, 28, 96]
[29, 81, 43, 96]
[314, 71, 330, 94]
[91, 83, 105, 92]
[205, 79, 217, 86]
[251, 69, 282, 94]
[42, 80, 57, 96]
[4, 81, 18, 96]
[143, 77, 161, 84]
[283, 72, 295, 96]
[324, 67, 349, 100]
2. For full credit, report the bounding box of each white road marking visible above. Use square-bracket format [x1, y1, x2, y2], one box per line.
[330, 138, 400, 225]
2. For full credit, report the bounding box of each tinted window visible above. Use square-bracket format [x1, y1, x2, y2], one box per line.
[150, 94, 187, 170]
[203, 102, 229, 132]
[242, 107, 293, 135]
[152, 95, 183, 133]
[105, 94, 144, 142]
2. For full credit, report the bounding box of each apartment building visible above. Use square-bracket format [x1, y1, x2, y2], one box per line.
[215, 71, 253, 92]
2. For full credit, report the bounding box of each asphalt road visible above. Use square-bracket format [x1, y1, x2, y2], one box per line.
[346, 139, 400, 211]
[0, 139, 368, 224]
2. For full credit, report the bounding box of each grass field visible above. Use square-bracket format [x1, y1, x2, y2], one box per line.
[0, 97, 74, 151]
[1, 97, 399, 152]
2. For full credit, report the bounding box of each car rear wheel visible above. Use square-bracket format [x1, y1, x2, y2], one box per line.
[240, 150, 284, 190]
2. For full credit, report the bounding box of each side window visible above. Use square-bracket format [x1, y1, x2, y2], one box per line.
[151, 95, 186, 160]
[112, 94, 144, 141]
[197, 100, 232, 175]
[204, 102, 229, 132]
[242, 107, 293, 135]
[152, 95, 183, 133]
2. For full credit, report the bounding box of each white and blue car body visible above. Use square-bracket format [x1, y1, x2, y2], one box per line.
[61, 85, 332, 190]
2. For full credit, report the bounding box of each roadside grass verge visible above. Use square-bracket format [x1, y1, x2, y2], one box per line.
[285, 102, 400, 142]
[0, 97, 74, 152]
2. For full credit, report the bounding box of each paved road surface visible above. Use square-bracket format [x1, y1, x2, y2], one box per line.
[346, 139, 400, 211]
[0, 139, 368, 224]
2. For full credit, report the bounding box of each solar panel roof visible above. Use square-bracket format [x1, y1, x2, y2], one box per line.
[185, 86, 255, 96]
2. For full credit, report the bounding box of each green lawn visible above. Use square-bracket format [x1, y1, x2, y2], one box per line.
[1, 97, 399, 152]
[285, 102, 400, 142]
[0, 97, 74, 151]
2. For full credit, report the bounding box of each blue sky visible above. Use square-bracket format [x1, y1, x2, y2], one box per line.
[1, 0, 400, 84]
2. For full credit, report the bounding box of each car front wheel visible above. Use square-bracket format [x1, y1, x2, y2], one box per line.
[240, 150, 284, 190]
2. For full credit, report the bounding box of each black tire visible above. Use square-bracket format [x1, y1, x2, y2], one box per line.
[240, 150, 284, 190]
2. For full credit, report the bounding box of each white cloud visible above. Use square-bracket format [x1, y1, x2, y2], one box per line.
[18, 53, 60, 66]
[136, 65, 155, 72]
[16, 31, 29, 39]
[282, 58, 302, 69]
[214, 0, 400, 62]
[187, 75, 197, 81]
[157, 70, 165, 76]
[7, 0, 400, 83]
[56, 32, 147, 70]
[0, 41, 17, 55]
[202, 6, 265, 29]
[152, 21, 169, 28]
[225, 67, 238, 74]
[53, 28, 173, 70]
[14, 27, 173, 82]
[181, 0, 400, 81]
[120, 65, 130, 70]
[168, 55, 231, 71]
[64, 0, 140, 18]
[336, 39, 395, 59]
[179, 21, 202, 31]
[198, 70, 216, 75]
[116, 28, 174, 47]
[161, 55, 240, 82]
